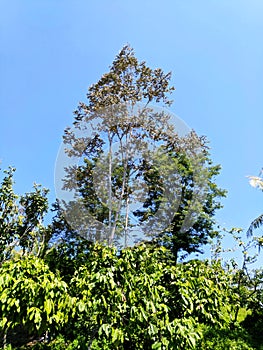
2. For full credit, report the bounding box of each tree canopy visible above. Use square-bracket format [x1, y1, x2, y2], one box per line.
[55, 45, 226, 261]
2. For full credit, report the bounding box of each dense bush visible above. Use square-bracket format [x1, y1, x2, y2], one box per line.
[0, 243, 262, 349]
[0, 255, 74, 348]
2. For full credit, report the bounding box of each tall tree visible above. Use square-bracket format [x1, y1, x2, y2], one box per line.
[57, 45, 225, 260]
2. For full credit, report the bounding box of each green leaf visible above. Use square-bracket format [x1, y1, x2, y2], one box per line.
[78, 300, 86, 313]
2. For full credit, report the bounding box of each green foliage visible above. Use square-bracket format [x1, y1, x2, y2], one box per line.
[0, 167, 19, 260]
[198, 325, 255, 350]
[0, 167, 51, 262]
[170, 259, 231, 326]
[67, 243, 231, 349]
[0, 255, 74, 346]
[16, 334, 87, 350]
[142, 158, 226, 262]
[220, 229, 263, 326]
[44, 230, 93, 284]
[0, 240, 262, 349]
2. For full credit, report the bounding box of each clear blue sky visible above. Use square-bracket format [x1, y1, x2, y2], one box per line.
[1, 0, 263, 263]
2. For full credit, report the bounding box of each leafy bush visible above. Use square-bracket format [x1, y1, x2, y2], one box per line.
[1, 243, 261, 349]
[67, 243, 232, 349]
[0, 255, 74, 347]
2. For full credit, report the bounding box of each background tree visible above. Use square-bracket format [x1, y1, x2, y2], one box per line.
[0, 167, 51, 262]
[133, 138, 226, 262]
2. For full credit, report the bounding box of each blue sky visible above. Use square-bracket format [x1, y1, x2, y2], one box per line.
[1, 1, 263, 263]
